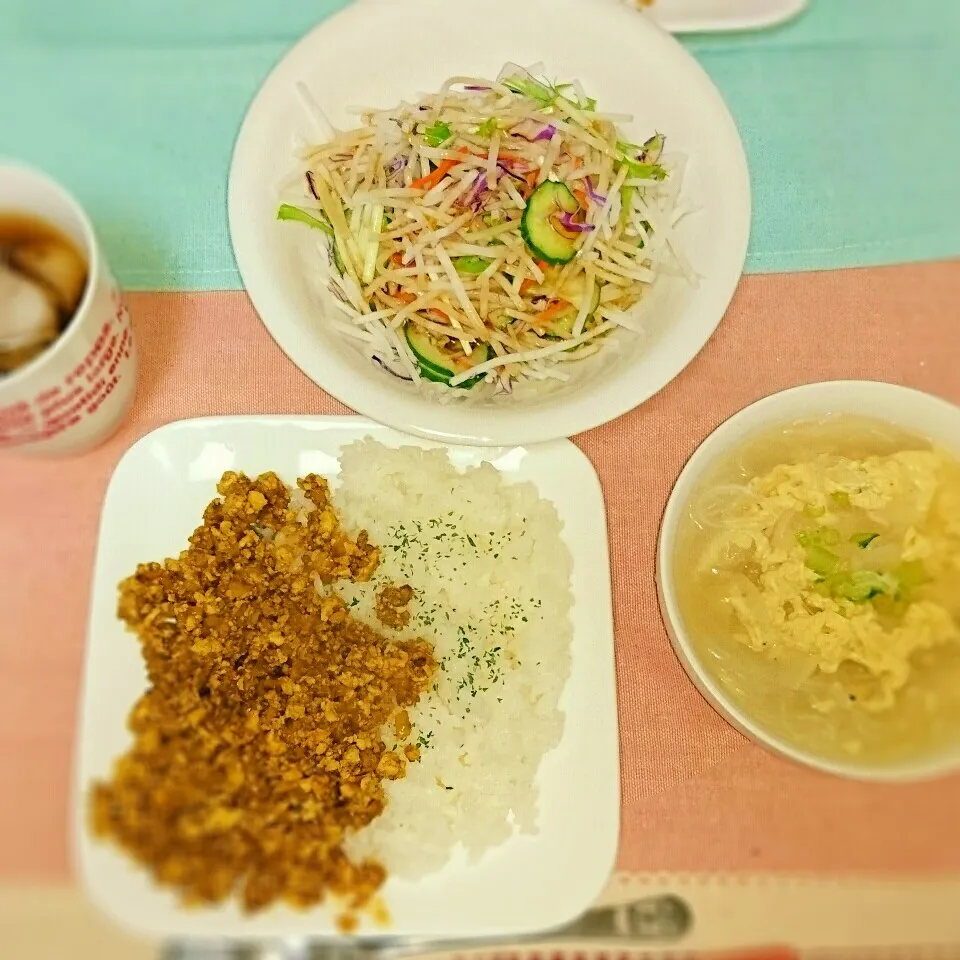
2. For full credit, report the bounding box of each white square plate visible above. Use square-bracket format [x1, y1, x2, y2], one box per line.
[74, 416, 620, 940]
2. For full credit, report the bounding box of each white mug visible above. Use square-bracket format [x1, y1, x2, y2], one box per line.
[0, 162, 137, 456]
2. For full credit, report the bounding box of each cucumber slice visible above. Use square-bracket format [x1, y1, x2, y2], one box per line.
[404, 323, 490, 389]
[559, 273, 601, 312]
[543, 307, 578, 339]
[405, 324, 453, 376]
[521, 181, 580, 265]
[543, 304, 598, 339]
[532, 273, 601, 339]
[453, 256, 491, 275]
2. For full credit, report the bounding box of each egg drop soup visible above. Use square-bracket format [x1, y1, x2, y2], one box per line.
[674, 414, 960, 770]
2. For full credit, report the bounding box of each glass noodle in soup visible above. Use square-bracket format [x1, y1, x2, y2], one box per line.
[673, 415, 960, 769]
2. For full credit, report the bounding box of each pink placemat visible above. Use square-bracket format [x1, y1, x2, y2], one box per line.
[1, 262, 959, 883]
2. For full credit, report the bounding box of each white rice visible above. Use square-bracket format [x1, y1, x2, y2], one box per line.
[333, 441, 573, 878]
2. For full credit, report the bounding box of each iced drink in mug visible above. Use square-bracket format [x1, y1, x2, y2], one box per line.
[0, 162, 136, 455]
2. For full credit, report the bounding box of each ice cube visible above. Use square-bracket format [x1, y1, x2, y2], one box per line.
[11, 237, 88, 314]
[0, 262, 60, 371]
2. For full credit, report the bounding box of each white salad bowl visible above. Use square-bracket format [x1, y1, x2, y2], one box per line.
[229, 0, 750, 446]
[657, 380, 960, 782]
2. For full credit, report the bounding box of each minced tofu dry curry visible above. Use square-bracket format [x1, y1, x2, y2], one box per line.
[674, 415, 960, 767]
[90, 470, 435, 919]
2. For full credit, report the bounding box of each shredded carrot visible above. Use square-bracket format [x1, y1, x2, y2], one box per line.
[282, 67, 680, 391]
[519, 168, 541, 199]
[392, 290, 447, 320]
[532, 299, 572, 327]
[411, 146, 469, 190]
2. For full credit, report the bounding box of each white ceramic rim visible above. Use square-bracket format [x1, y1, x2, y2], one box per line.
[648, 0, 808, 33]
[227, 0, 751, 446]
[0, 159, 101, 393]
[656, 380, 960, 783]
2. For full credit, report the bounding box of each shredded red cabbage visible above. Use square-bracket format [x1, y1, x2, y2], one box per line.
[466, 174, 489, 211]
[558, 212, 595, 233]
[497, 154, 531, 172]
[305, 171, 320, 200]
[497, 160, 527, 183]
[509, 120, 558, 142]
[584, 176, 606, 205]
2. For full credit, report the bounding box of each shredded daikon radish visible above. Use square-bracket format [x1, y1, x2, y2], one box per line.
[278, 64, 689, 393]
[572, 267, 597, 338]
[295, 82, 337, 140]
[449, 321, 616, 385]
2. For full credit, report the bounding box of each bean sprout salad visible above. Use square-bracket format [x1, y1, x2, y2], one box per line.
[278, 64, 692, 393]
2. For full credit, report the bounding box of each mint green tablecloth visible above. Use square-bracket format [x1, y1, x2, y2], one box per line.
[1, 0, 957, 290]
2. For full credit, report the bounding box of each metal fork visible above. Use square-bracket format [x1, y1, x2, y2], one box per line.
[161, 893, 693, 960]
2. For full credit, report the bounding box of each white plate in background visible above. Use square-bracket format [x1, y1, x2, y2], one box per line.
[229, 0, 750, 446]
[637, 0, 808, 33]
[75, 416, 619, 940]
